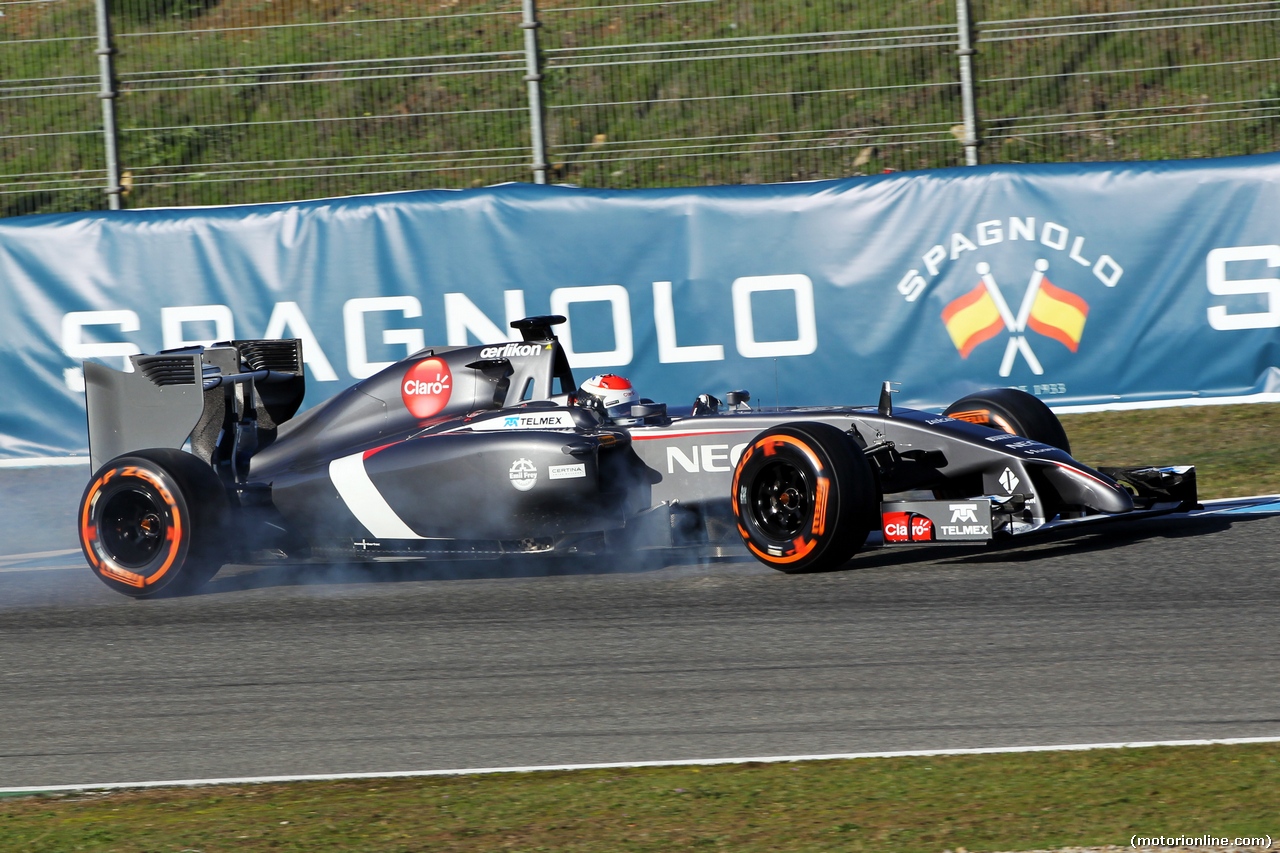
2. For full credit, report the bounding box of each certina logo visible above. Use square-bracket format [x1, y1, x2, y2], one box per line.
[401, 357, 452, 419]
[949, 504, 979, 523]
[548, 463, 587, 480]
[480, 343, 545, 359]
[509, 458, 538, 491]
[895, 217, 1127, 381]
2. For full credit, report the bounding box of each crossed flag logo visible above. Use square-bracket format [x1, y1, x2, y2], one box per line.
[941, 258, 1089, 377]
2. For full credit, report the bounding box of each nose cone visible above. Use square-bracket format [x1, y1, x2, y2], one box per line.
[1041, 462, 1135, 514]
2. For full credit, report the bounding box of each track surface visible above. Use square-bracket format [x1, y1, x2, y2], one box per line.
[2, 466, 1278, 789]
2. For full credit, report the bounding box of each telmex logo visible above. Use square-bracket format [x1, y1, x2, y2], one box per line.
[896, 217, 1125, 378]
[949, 504, 979, 523]
[402, 357, 452, 419]
[468, 411, 577, 432]
[480, 343, 545, 359]
[505, 414, 571, 428]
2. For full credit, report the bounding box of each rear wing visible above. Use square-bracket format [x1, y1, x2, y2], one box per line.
[84, 339, 305, 475]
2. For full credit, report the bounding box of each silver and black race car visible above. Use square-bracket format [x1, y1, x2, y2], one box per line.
[77, 315, 1196, 597]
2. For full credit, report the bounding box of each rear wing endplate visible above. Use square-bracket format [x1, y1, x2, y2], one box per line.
[85, 339, 304, 473]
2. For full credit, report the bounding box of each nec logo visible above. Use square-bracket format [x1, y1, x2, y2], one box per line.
[949, 504, 979, 523]
[667, 442, 749, 474]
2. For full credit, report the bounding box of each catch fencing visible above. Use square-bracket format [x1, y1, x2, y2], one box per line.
[2, 0, 1279, 215]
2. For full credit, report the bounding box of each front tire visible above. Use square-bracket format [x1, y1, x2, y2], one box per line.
[79, 449, 228, 598]
[943, 387, 1071, 453]
[731, 423, 878, 574]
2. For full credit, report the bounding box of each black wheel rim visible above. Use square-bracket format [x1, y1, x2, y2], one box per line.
[99, 485, 169, 568]
[749, 459, 812, 539]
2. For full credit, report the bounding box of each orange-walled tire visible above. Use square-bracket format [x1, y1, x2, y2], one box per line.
[731, 422, 878, 574]
[79, 449, 228, 598]
[943, 388, 1071, 454]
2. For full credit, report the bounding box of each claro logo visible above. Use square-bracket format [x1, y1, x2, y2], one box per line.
[883, 512, 934, 543]
[402, 357, 452, 419]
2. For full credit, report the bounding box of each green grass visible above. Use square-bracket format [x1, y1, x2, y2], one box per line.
[1062, 403, 1280, 499]
[3, 743, 1278, 852]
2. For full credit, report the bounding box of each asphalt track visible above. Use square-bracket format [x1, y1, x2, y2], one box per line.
[2, 465, 1278, 790]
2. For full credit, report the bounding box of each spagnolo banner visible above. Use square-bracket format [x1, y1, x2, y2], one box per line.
[895, 216, 1126, 397]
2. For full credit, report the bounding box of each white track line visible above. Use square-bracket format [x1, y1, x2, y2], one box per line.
[1051, 391, 1280, 414]
[0, 548, 81, 567]
[0, 456, 89, 469]
[0, 564, 82, 574]
[0, 548, 84, 573]
[4, 736, 1279, 795]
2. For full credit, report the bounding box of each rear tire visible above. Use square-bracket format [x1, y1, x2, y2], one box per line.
[943, 388, 1071, 454]
[731, 423, 878, 574]
[79, 449, 228, 598]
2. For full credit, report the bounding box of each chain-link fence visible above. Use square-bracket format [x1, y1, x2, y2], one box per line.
[1, 0, 106, 216]
[109, 1, 531, 209]
[977, 1, 1280, 163]
[537, 1, 964, 186]
[3, 0, 1279, 216]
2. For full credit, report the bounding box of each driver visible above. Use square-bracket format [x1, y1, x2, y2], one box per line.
[576, 374, 639, 421]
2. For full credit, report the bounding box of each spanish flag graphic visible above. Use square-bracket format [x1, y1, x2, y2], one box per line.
[941, 284, 1005, 358]
[1027, 278, 1089, 352]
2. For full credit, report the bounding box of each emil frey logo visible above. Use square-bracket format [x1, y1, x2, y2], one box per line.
[896, 217, 1125, 380]
[509, 458, 538, 491]
[401, 357, 453, 419]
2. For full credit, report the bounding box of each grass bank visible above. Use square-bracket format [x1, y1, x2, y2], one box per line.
[2, 743, 1277, 852]
[1062, 402, 1280, 499]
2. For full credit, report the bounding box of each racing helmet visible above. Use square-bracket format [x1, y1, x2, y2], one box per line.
[577, 374, 639, 420]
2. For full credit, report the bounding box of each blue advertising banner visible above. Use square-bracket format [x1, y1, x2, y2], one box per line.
[3, 154, 1280, 460]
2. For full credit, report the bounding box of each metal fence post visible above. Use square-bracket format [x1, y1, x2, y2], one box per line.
[93, 0, 124, 209]
[955, 0, 980, 166]
[520, 0, 549, 185]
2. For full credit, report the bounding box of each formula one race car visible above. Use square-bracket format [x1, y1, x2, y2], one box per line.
[78, 315, 1197, 597]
